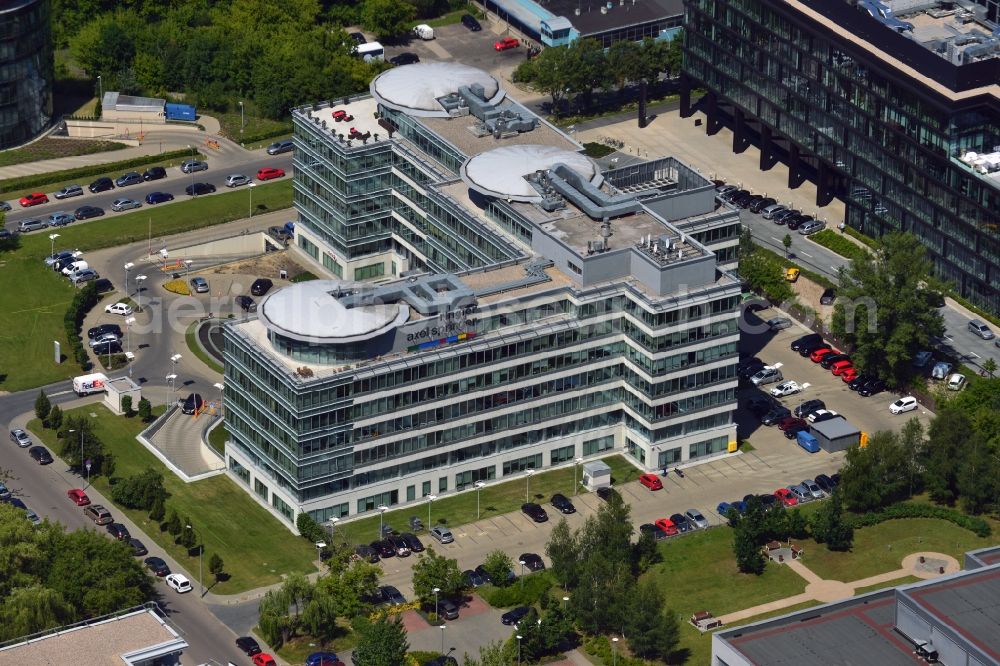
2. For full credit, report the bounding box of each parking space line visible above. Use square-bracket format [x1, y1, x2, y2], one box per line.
[800, 251, 813, 258]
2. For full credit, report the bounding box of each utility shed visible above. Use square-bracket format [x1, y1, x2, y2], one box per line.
[101, 92, 165, 121]
[581, 460, 611, 490]
[810, 417, 860, 453]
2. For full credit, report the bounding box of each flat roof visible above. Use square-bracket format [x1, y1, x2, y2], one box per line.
[906, 567, 1000, 661]
[810, 416, 861, 439]
[462, 145, 597, 201]
[0, 608, 185, 666]
[259, 280, 407, 342]
[371, 62, 503, 117]
[559, 0, 682, 34]
[305, 96, 382, 144]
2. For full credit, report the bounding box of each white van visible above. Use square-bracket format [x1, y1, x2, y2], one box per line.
[73, 372, 108, 395]
[356, 42, 384, 62]
[62, 260, 89, 276]
[413, 24, 434, 40]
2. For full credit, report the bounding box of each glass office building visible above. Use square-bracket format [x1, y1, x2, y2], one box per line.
[223, 62, 741, 528]
[0, 0, 53, 149]
[681, 0, 1000, 313]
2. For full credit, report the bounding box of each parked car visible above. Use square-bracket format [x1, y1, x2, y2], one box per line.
[370, 540, 395, 558]
[801, 479, 825, 499]
[128, 538, 148, 556]
[166, 573, 193, 593]
[461, 13, 482, 30]
[749, 197, 776, 213]
[226, 174, 251, 188]
[438, 599, 459, 620]
[181, 393, 204, 415]
[106, 523, 131, 541]
[638, 473, 663, 490]
[267, 140, 294, 155]
[761, 204, 788, 219]
[746, 394, 775, 418]
[463, 569, 486, 587]
[551, 493, 575, 514]
[946, 373, 967, 391]
[74, 205, 105, 220]
[778, 416, 808, 432]
[774, 488, 798, 506]
[55, 184, 84, 199]
[71, 269, 100, 285]
[145, 191, 174, 204]
[10, 428, 32, 448]
[684, 509, 708, 529]
[181, 159, 208, 173]
[115, 171, 143, 187]
[390, 52, 420, 66]
[236, 636, 262, 656]
[145, 556, 170, 576]
[520, 553, 545, 571]
[809, 347, 835, 363]
[105, 302, 133, 316]
[790, 333, 823, 352]
[968, 319, 994, 339]
[788, 485, 811, 502]
[848, 374, 874, 391]
[890, 396, 919, 414]
[596, 486, 620, 502]
[429, 526, 454, 543]
[761, 405, 792, 426]
[387, 535, 411, 556]
[770, 380, 802, 397]
[67, 488, 90, 505]
[639, 523, 669, 541]
[84, 504, 113, 525]
[750, 366, 783, 386]
[91, 339, 122, 355]
[814, 474, 837, 493]
[798, 220, 826, 234]
[783, 421, 810, 438]
[89, 332, 121, 348]
[88, 323, 122, 339]
[400, 532, 424, 552]
[669, 513, 692, 532]
[738, 357, 765, 380]
[0, 482, 10, 500]
[820, 287, 836, 305]
[830, 359, 854, 376]
[236, 295, 257, 312]
[379, 585, 406, 605]
[807, 409, 840, 423]
[766, 316, 792, 331]
[190, 276, 209, 293]
[45, 250, 78, 266]
[858, 378, 886, 397]
[185, 182, 216, 196]
[521, 502, 548, 522]
[252, 654, 277, 666]
[257, 167, 285, 181]
[820, 353, 851, 370]
[501, 606, 530, 625]
[17, 218, 47, 232]
[19, 192, 49, 207]
[111, 198, 142, 211]
[306, 653, 341, 666]
[143, 166, 167, 181]
[29, 446, 53, 464]
[251, 278, 273, 296]
[89, 177, 115, 193]
[494, 37, 520, 51]
[784, 267, 800, 282]
[353, 544, 379, 563]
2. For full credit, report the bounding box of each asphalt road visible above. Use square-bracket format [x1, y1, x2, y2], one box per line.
[3, 150, 292, 234]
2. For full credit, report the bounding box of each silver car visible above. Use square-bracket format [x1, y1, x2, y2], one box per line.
[750, 366, 783, 386]
[111, 198, 142, 212]
[181, 159, 208, 173]
[226, 174, 251, 188]
[17, 219, 47, 232]
[789, 485, 811, 502]
[429, 526, 454, 544]
[684, 509, 709, 529]
[761, 204, 787, 220]
[48, 212, 75, 227]
[798, 220, 826, 235]
[190, 276, 209, 293]
[801, 479, 825, 499]
[71, 269, 99, 284]
[54, 184, 84, 199]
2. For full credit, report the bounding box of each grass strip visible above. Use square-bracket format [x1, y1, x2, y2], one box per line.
[808, 229, 869, 262]
[1, 148, 204, 193]
[186, 321, 224, 374]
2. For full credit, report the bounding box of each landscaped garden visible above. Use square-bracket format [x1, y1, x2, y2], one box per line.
[0, 137, 127, 168]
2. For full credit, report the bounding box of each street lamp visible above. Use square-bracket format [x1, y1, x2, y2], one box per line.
[427, 494, 437, 528]
[123, 262, 134, 297]
[213, 382, 224, 419]
[377, 504, 388, 539]
[516, 634, 523, 666]
[184, 260, 193, 275]
[573, 457, 583, 495]
[97, 75, 102, 105]
[125, 316, 136, 377]
[474, 481, 485, 520]
[519, 559, 526, 589]
[67, 428, 83, 473]
[433, 586, 441, 620]
[238, 101, 245, 132]
[170, 353, 182, 393]
[525, 468, 535, 502]
[612, 637, 619, 666]
[47, 233, 59, 259]
[439, 624, 446, 654]
[135, 275, 146, 311]
[166, 374, 177, 392]
[562, 595, 570, 609]
[248, 181, 257, 219]
[186, 524, 204, 597]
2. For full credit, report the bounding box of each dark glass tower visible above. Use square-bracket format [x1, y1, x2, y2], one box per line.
[0, 0, 53, 149]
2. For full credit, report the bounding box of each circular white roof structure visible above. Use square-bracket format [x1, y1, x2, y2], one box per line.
[258, 280, 408, 343]
[461, 145, 598, 202]
[370, 62, 504, 117]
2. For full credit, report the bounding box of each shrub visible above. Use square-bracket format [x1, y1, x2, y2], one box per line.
[63, 282, 100, 370]
[296, 513, 325, 542]
[582, 635, 645, 666]
[0, 148, 201, 193]
[163, 279, 191, 295]
[110, 468, 168, 510]
[849, 502, 991, 538]
[808, 229, 869, 262]
[481, 573, 553, 608]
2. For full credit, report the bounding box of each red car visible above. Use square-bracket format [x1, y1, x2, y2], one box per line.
[252, 654, 277, 666]
[256, 167, 285, 181]
[830, 359, 854, 376]
[774, 488, 798, 506]
[841, 367, 860, 383]
[778, 416, 807, 432]
[19, 192, 49, 207]
[654, 518, 678, 536]
[809, 347, 835, 363]
[638, 473, 663, 491]
[494, 37, 520, 51]
[67, 488, 91, 506]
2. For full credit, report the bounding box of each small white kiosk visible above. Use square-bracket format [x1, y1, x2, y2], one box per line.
[104, 376, 142, 415]
[581, 460, 612, 491]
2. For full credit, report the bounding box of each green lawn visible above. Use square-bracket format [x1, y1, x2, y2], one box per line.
[29, 405, 317, 593]
[0, 137, 128, 168]
[186, 321, 224, 374]
[3, 152, 206, 196]
[333, 454, 640, 545]
[207, 422, 228, 456]
[0, 180, 291, 392]
[216, 109, 292, 145]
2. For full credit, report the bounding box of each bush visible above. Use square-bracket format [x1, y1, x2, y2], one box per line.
[583, 142, 614, 158]
[808, 229, 869, 262]
[582, 635, 645, 666]
[163, 279, 191, 295]
[110, 468, 168, 510]
[849, 502, 991, 538]
[844, 225, 878, 249]
[481, 573, 554, 608]
[0, 148, 201, 193]
[296, 513, 325, 543]
[63, 282, 100, 370]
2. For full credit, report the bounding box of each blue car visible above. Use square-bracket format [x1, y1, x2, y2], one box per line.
[306, 652, 339, 666]
[732, 500, 747, 514]
[145, 191, 174, 204]
[716, 502, 732, 516]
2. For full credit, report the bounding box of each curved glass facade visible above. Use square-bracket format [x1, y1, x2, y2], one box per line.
[0, 0, 52, 149]
[268, 328, 395, 365]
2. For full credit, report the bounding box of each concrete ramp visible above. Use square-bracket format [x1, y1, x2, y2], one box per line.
[139, 405, 225, 481]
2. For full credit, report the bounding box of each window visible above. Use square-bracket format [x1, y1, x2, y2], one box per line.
[657, 447, 681, 467]
[323, 253, 343, 277]
[503, 453, 542, 476]
[357, 490, 399, 514]
[271, 495, 294, 522]
[567, 261, 582, 275]
[689, 435, 730, 460]
[422, 481, 431, 497]
[254, 478, 269, 501]
[439, 476, 448, 493]
[407, 485, 415, 501]
[550, 444, 575, 465]
[582, 435, 614, 456]
[456, 465, 496, 490]
[354, 262, 385, 280]
[625, 438, 646, 464]
[298, 235, 319, 259]
[307, 504, 348, 523]
[229, 458, 250, 485]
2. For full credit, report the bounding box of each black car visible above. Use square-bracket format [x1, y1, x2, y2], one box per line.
[94, 278, 114, 294]
[388, 534, 411, 556]
[820, 287, 837, 305]
[400, 532, 424, 552]
[799, 340, 832, 357]
[89, 177, 114, 193]
[74, 205, 105, 220]
[746, 394, 775, 418]
[474, 564, 493, 585]
[761, 406, 792, 426]
[743, 194, 764, 210]
[128, 538, 148, 556]
[639, 522, 669, 541]
[106, 523, 131, 541]
[88, 323, 123, 339]
[774, 208, 800, 223]
[370, 539, 395, 558]
[354, 544, 380, 563]
[550, 493, 575, 514]
[858, 378, 886, 397]
[783, 422, 810, 439]
[738, 356, 765, 379]
[848, 374, 874, 391]
[521, 502, 548, 523]
[181, 393, 204, 415]
[831, 473, 841, 486]
[236, 636, 262, 656]
[669, 513, 692, 532]
[143, 166, 167, 181]
[235, 295, 257, 312]
[596, 486, 619, 502]
[820, 353, 851, 369]
[379, 585, 406, 605]
[145, 556, 170, 576]
[722, 188, 748, 203]
[349, 31, 367, 44]
[423, 657, 459, 666]
[28, 446, 53, 464]
[501, 606, 531, 626]
[250, 278, 273, 296]
[519, 552, 545, 572]
[461, 13, 482, 30]
[463, 569, 486, 587]
[439, 598, 459, 620]
[749, 197, 777, 213]
[731, 192, 755, 208]
[794, 398, 825, 418]
[186, 182, 216, 196]
[390, 52, 420, 66]
[813, 474, 836, 493]
[758, 494, 778, 510]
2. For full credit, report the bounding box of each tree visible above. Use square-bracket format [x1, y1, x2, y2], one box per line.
[782, 233, 792, 256]
[111, 468, 166, 510]
[786, 509, 809, 540]
[631, 528, 660, 573]
[539, 600, 574, 654]
[353, 613, 409, 666]
[359, 0, 416, 40]
[606, 40, 643, 96]
[258, 587, 295, 647]
[166, 509, 182, 538]
[570, 554, 634, 634]
[518, 606, 545, 662]
[565, 38, 609, 109]
[120, 395, 133, 417]
[924, 406, 971, 505]
[811, 491, 854, 551]
[983, 357, 998, 379]
[47, 405, 63, 431]
[545, 518, 578, 588]
[137, 398, 152, 422]
[209, 553, 225, 582]
[297, 513, 325, 543]
[733, 522, 766, 574]
[0, 585, 74, 641]
[515, 45, 574, 112]
[831, 232, 945, 387]
[741, 247, 794, 303]
[35, 390, 51, 422]
[898, 417, 926, 498]
[463, 640, 515, 666]
[149, 495, 165, 522]
[957, 439, 998, 514]
[411, 547, 465, 603]
[838, 431, 911, 511]
[318, 556, 381, 618]
[627, 584, 680, 660]
[302, 583, 339, 645]
[482, 549, 515, 588]
[179, 519, 197, 550]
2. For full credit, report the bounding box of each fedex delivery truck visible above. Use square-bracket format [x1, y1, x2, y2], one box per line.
[73, 373, 108, 396]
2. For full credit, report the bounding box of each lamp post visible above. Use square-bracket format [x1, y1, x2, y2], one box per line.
[68, 428, 83, 473]
[238, 101, 245, 133]
[186, 524, 204, 597]
[123, 262, 134, 297]
[573, 457, 583, 495]
[125, 316, 136, 377]
[439, 624, 446, 654]
[248, 182, 257, 219]
[170, 354, 182, 394]
[135, 275, 146, 311]
[516, 634, 523, 666]
[433, 586, 441, 620]
[474, 481, 485, 521]
[525, 468, 535, 502]
[186, 145, 195, 193]
[562, 595, 569, 609]
[612, 637, 619, 666]
[97, 75, 102, 105]
[48, 233, 59, 259]
[325, 516, 339, 541]
[377, 504, 388, 539]
[519, 559, 526, 589]
[427, 494, 437, 528]
[213, 382, 224, 419]
[166, 374, 177, 393]
[85, 459, 91, 489]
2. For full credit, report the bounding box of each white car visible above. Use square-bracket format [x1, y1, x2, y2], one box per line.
[806, 409, 839, 423]
[104, 302, 133, 316]
[946, 373, 967, 391]
[770, 380, 802, 397]
[165, 573, 192, 593]
[890, 396, 918, 414]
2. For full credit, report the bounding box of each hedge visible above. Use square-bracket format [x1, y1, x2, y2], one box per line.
[844, 225, 878, 249]
[808, 229, 869, 262]
[0, 148, 203, 193]
[480, 573, 554, 609]
[63, 282, 99, 370]
[849, 503, 991, 538]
